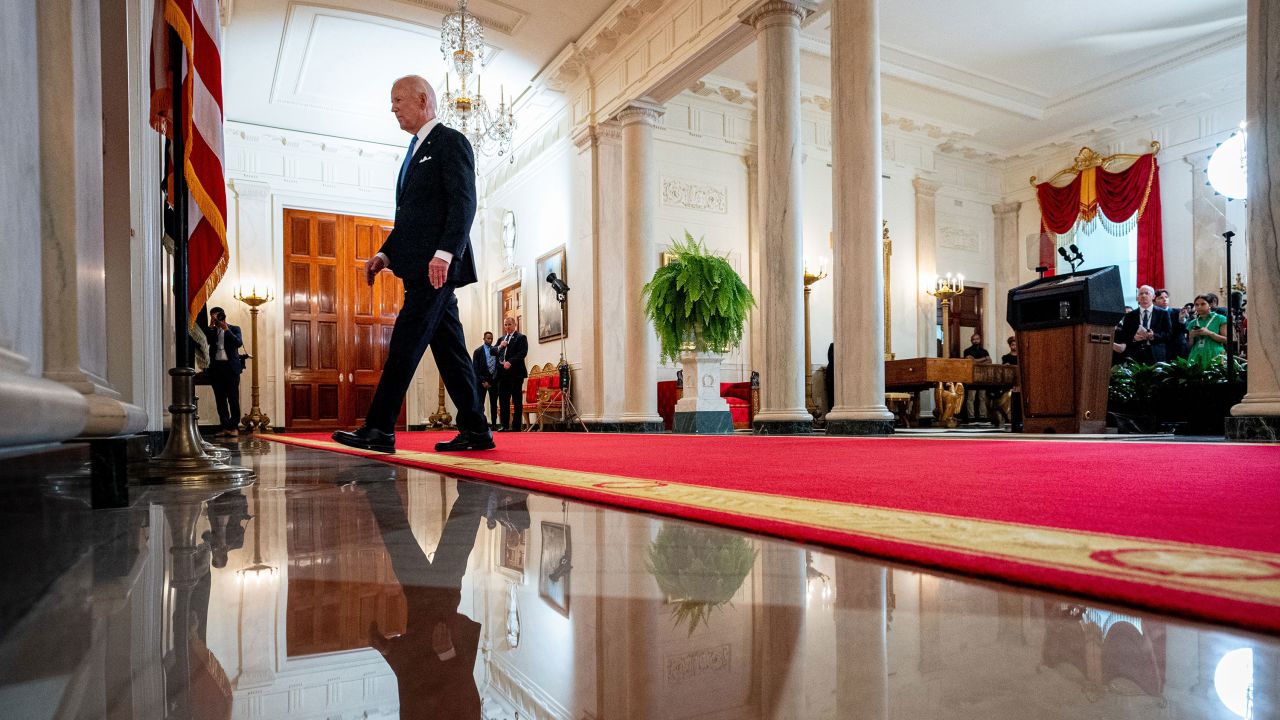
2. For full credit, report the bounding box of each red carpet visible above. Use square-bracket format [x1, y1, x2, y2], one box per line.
[267, 431, 1280, 634]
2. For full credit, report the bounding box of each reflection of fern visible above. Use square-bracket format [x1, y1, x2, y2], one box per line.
[642, 232, 755, 364]
[646, 524, 758, 636]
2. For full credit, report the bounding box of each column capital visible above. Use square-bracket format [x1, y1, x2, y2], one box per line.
[992, 200, 1022, 217]
[616, 100, 664, 127]
[912, 175, 940, 197]
[571, 121, 622, 152]
[739, 0, 816, 30]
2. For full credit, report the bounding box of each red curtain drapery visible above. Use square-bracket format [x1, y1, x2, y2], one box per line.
[1035, 153, 1164, 287]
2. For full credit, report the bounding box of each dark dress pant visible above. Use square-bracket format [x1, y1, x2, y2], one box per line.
[480, 383, 499, 427]
[365, 282, 487, 435]
[497, 374, 523, 431]
[208, 360, 241, 430]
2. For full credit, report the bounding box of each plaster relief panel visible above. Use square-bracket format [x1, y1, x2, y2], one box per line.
[661, 178, 727, 214]
[937, 214, 987, 254]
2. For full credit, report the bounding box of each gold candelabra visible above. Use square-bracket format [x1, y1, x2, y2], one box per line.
[235, 285, 273, 432]
[927, 273, 964, 358]
[428, 375, 454, 429]
[803, 263, 828, 417]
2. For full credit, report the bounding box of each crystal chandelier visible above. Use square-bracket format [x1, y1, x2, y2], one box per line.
[438, 0, 515, 160]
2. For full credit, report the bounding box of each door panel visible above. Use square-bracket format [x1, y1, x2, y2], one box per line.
[284, 210, 403, 430]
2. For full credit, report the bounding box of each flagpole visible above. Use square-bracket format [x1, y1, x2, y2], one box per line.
[137, 24, 251, 487]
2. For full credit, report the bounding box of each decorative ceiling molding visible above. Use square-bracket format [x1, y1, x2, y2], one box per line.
[1046, 23, 1246, 111]
[388, 0, 529, 35]
[688, 75, 755, 106]
[796, 18, 1245, 122]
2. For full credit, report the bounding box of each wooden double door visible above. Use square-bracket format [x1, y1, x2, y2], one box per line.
[284, 209, 405, 430]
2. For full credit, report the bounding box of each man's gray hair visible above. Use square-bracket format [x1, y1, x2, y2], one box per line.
[394, 74, 437, 111]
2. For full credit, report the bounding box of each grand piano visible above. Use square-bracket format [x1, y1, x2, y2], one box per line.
[884, 357, 1019, 427]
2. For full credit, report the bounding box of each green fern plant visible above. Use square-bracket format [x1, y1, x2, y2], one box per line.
[642, 232, 756, 364]
[646, 524, 758, 636]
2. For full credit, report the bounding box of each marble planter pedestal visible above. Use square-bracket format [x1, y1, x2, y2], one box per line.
[673, 352, 734, 435]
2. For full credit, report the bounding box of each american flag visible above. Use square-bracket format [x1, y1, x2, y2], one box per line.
[149, 0, 229, 325]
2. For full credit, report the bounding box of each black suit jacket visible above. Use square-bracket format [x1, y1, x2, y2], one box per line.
[204, 324, 244, 373]
[379, 123, 478, 288]
[1118, 306, 1171, 363]
[495, 332, 528, 380]
[471, 344, 495, 385]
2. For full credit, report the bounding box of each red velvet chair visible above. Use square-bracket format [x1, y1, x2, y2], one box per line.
[522, 363, 566, 431]
[656, 371, 758, 431]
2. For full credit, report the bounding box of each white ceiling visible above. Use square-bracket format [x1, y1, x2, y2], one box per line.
[223, 0, 1247, 157]
[223, 0, 617, 146]
[715, 0, 1246, 156]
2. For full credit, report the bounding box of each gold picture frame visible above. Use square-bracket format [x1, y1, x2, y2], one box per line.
[535, 246, 566, 344]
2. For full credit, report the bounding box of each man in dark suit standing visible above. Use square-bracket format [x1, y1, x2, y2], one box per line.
[1117, 285, 1171, 364]
[333, 75, 493, 453]
[494, 316, 528, 432]
[204, 306, 244, 437]
[471, 331, 498, 429]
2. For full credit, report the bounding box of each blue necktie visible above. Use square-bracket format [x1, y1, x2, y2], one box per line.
[396, 135, 418, 197]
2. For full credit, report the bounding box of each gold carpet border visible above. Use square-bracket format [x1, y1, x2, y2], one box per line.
[265, 435, 1280, 608]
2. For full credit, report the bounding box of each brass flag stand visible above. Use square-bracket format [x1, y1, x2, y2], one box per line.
[135, 26, 252, 487]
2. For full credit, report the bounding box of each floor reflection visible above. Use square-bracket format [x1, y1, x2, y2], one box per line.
[0, 440, 1274, 720]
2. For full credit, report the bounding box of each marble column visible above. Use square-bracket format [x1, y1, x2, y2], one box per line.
[742, 0, 814, 434]
[37, 0, 146, 438]
[826, 0, 894, 435]
[913, 176, 940, 359]
[992, 202, 1022, 342]
[618, 103, 665, 433]
[745, 154, 764, 375]
[1185, 153, 1230, 297]
[834, 559, 888, 720]
[0, 0, 88, 449]
[573, 123, 626, 428]
[1228, 0, 1280, 439]
[755, 544, 807, 718]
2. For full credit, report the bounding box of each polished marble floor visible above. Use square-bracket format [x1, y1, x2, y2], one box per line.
[0, 438, 1273, 720]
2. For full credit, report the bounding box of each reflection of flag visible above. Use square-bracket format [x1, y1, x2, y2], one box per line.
[149, 0, 228, 325]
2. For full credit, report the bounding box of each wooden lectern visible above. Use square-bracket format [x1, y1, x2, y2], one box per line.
[1007, 266, 1125, 434]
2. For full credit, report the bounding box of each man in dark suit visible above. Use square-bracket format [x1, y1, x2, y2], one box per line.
[1117, 285, 1171, 364]
[471, 331, 498, 429]
[333, 75, 493, 453]
[1155, 288, 1187, 359]
[494, 316, 528, 431]
[204, 306, 244, 436]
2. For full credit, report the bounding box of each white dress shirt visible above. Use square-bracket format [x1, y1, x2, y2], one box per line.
[376, 118, 452, 269]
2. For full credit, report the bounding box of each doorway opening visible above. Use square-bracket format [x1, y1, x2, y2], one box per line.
[283, 209, 405, 430]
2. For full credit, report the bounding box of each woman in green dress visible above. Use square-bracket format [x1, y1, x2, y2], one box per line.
[1186, 295, 1227, 367]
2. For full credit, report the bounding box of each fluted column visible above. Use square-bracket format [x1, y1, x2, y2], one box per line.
[992, 201, 1022, 342]
[913, 177, 940, 359]
[618, 103, 665, 432]
[742, 0, 814, 434]
[826, 0, 893, 435]
[1228, 0, 1280, 439]
[745, 154, 763, 374]
[1184, 153, 1230, 297]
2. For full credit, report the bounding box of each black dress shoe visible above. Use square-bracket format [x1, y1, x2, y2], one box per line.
[332, 426, 396, 453]
[434, 431, 496, 452]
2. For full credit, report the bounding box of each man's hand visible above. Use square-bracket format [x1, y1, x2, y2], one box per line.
[481, 381, 490, 388]
[502, 361, 511, 370]
[365, 254, 388, 286]
[429, 256, 450, 289]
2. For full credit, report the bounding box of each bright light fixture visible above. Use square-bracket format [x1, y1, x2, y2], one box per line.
[1207, 125, 1247, 200]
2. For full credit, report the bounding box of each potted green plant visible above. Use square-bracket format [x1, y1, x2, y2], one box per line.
[646, 523, 758, 636]
[642, 233, 755, 434]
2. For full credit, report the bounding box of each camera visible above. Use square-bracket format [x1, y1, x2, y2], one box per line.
[546, 272, 570, 296]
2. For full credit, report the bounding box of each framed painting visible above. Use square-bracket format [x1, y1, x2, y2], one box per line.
[538, 521, 571, 616]
[497, 524, 527, 582]
[535, 246, 566, 343]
